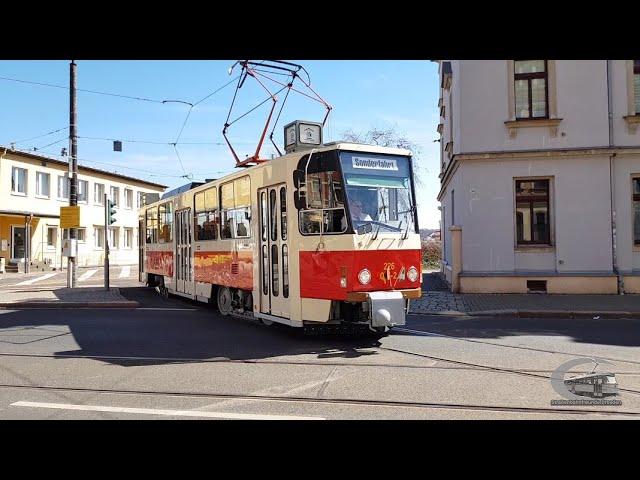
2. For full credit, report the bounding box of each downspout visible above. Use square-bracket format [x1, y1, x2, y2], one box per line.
[607, 60, 624, 294]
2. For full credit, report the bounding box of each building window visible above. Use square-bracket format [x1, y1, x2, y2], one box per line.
[63, 228, 86, 242]
[109, 186, 120, 207]
[137, 191, 144, 208]
[220, 176, 251, 239]
[158, 202, 173, 243]
[125, 188, 133, 209]
[58, 174, 70, 199]
[11, 167, 27, 195]
[124, 228, 133, 249]
[635, 61, 640, 114]
[46, 227, 57, 248]
[451, 189, 455, 225]
[108, 227, 119, 249]
[516, 179, 551, 245]
[514, 60, 548, 119]
[36, 172, 50, 198]
[195, 188, 218, 241]
[95, 226, 105, 249]
[634, 178, 640, 245]
[78, 179, 88, 203]
[94, 183, 105, 205]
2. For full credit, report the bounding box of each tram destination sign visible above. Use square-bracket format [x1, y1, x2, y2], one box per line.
[352, 157, 398, 171]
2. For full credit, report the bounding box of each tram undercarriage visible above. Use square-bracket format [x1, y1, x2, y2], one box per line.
[146, 273, 406, 337]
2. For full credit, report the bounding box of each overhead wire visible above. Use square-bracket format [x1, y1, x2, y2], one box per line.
[9, 126, 68, 146]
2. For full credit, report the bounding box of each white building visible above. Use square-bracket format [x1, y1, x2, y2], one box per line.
[0, 147, 165, 271]
[437, 60, 640, 294]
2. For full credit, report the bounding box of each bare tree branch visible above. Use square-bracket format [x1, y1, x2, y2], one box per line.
[340, 126, 424, 185]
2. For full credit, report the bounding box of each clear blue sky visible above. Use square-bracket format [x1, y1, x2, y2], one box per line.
[0, 60, 441, 228]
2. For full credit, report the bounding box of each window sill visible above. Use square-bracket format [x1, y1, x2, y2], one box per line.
[515, 245, 555, 253]
[624, 115, 640, 134]
[35, 194, 50, 200]
[505, 118, 563, 139]
[11, 192, 27, 197]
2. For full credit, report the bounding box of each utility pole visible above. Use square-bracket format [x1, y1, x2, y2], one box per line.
[67, 60, 78, 288]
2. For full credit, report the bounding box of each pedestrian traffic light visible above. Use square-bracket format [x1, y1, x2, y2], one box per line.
[107, 200, 117, 225]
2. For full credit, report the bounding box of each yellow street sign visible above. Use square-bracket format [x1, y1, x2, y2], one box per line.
[60, 206, 81, 229]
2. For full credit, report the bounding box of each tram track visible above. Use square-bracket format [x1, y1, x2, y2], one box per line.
[1, 350, 639, 377]
[0, 381, 636, 417]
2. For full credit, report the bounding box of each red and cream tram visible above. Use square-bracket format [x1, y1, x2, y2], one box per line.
[139, 123, 422, 334]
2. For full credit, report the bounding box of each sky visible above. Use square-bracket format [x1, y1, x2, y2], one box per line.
[0, 60, 441, 228]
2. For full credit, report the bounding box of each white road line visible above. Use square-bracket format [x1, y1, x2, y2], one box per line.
[78, 269, 98, 281]
[394, 327, 448, 338]
[14, 273, 58, 286]
[118, 266, 131, 278]
[11, 401, 324, 420]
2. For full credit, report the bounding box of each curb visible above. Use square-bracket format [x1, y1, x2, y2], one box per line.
[410, 309, 640, 319]
[0, 301, 140, 309]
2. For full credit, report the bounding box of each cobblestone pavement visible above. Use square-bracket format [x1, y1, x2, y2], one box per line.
[412, 272, 640, 314]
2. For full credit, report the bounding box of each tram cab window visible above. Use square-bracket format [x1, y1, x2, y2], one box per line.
[145, 207, 158, 244]
[195, 187, 218, 241]
[220, 176, 251, 239]
[158, 202, 173, 243]
[297, 152, 347, 235]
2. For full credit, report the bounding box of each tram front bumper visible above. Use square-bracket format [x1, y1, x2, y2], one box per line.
[367, 291, 407, 327]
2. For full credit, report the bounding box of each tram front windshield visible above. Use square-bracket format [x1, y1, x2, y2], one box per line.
[340, 152, 416, 234]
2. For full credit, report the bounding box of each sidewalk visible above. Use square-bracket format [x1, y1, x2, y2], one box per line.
[412, 273, 640, 318]
[0, 286, 139, 309]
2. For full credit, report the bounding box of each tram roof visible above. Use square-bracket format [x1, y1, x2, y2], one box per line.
[139, 142, 413, 209]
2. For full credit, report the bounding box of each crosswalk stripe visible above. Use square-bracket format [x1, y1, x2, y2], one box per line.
[14, 273, 58, 286]
[78, 269, 98, 281]
[119, 266, 131, 278]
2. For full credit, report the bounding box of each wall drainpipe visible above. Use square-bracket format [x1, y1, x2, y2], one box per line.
[607, 60, 624, 294]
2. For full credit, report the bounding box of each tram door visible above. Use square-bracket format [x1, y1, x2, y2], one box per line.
[259, 185, 290, 318]
[175, 208, 193, 295]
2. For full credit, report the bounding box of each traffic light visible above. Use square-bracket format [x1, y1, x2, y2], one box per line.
[107, 200, 117, 225]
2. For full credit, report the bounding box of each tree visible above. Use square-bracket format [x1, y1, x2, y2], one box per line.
[341, 127, 424, 185]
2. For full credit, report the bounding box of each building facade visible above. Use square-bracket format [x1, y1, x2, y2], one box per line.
[437, 60, 640, 294]
[0, 147, 165, 270]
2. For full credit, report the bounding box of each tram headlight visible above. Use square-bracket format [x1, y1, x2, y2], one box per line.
[407, 266, 419, 283]
[358, 269, 371, 285]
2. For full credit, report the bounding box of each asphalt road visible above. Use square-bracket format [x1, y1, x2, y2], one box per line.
[0, 286, 639, 419]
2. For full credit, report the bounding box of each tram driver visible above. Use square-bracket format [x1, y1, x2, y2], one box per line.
[349, 197, 372, 222]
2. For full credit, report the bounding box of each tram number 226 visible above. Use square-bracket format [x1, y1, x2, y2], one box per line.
[379, 262, 396, 284]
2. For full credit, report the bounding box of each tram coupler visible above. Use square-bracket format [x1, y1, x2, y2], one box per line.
[366, 291, 407, 328]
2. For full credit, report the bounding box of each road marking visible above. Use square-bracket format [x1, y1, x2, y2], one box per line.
[11, 401, 324, 420]
[119, 266, 131, 278]
[78, 269, 98, 281]
[394, 327, 448, 338]
[14, 273, 58, 286]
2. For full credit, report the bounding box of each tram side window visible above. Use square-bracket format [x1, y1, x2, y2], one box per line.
[146, 208, 158, 244]
[220, 176, 251, 239]
[299, 165, 347, 235]
[195, 188, 218, 241]
[158, 202, 173, 243]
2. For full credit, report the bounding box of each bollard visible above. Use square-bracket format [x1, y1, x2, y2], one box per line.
[0, 257, 5, 274]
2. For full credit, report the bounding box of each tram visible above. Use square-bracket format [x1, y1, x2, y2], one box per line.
[138, 120, 422, 334]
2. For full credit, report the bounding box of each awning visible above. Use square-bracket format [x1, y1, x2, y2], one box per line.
[0, 210, 60, 219]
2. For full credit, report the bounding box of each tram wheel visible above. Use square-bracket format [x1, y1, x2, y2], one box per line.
[260, 318, 274, 326]
[217, 287, 233, 316]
